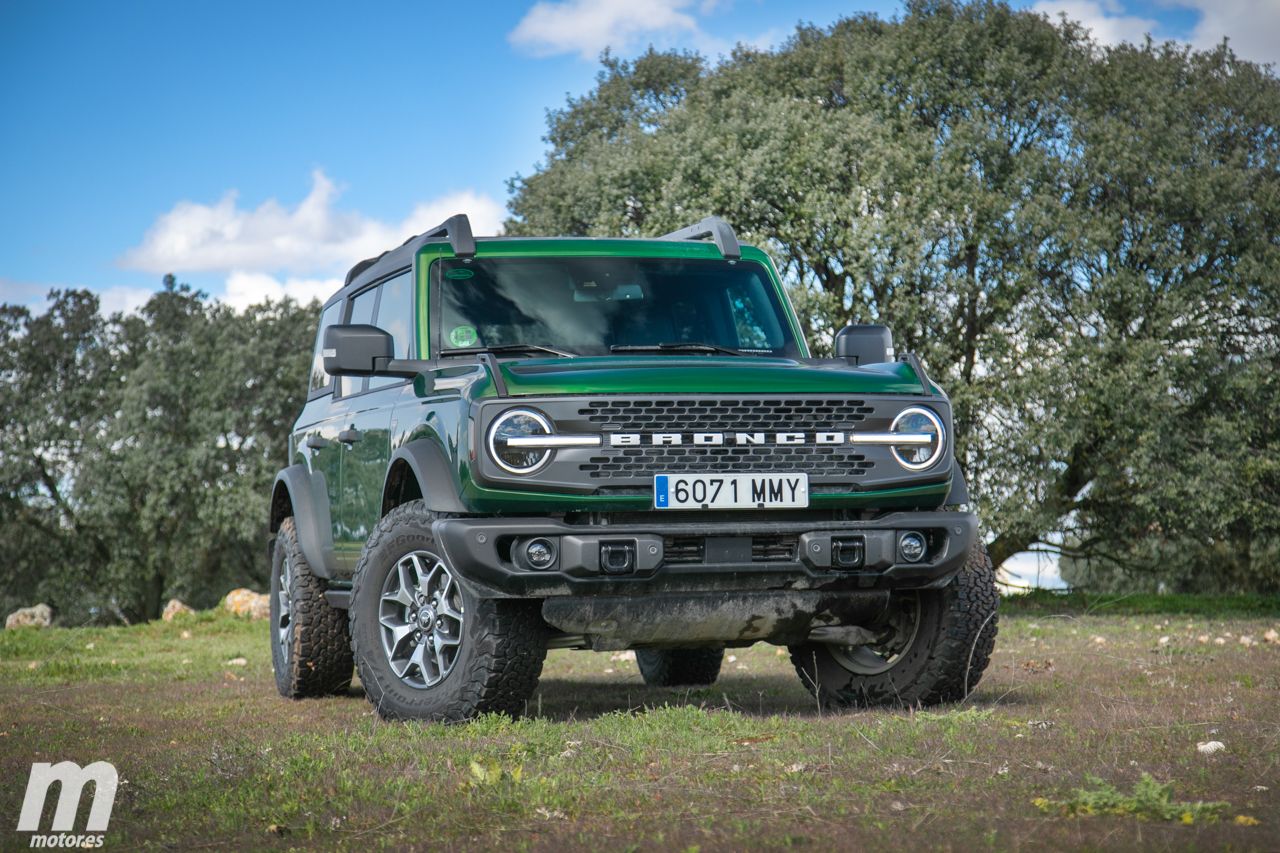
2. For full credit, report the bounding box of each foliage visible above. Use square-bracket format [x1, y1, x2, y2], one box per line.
[506, 0, 1280, 591]
[0, 278, 317, 622]
[1032, 773, 1228, 823]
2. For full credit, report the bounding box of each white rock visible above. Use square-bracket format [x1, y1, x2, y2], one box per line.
[162, 599, 194, 622]
[223, 588, 270, 620]
[5, 604, 52, 629]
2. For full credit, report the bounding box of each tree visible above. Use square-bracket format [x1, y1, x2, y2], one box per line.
[0, 279, 318, 622]
[506, 0, 1280, 591]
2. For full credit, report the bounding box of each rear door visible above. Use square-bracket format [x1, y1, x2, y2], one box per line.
[334, 270, 415, 571]
[294, 300, 347, 571]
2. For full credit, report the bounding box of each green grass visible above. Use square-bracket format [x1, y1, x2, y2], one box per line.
[1001, 589, 1280, 617]
[1032, 773, 1228, 823]
[2, 607, 1277, 850]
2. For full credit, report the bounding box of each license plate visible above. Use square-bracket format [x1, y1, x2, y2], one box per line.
[653, 473, 810, 510]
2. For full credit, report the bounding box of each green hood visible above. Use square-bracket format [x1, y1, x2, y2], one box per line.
[494, 356, 931, 397]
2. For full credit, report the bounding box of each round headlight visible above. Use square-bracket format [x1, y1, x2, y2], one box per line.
[889, 407, 945, 471]
[487, 409, 553, 474]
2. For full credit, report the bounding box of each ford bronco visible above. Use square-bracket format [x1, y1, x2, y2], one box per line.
[268, 214, 998, 721]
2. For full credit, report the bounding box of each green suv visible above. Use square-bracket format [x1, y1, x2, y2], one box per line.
[268, 214, 998, 721]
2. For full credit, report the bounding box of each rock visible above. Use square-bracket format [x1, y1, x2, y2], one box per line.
[223, 588, 270, 620]
[5, 603, 52, 629]
[1197, 740, 1226, 755]
[162, 599, 194, 622]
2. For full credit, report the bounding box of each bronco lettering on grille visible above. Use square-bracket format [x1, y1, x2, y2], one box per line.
[609, 432, 855, 446]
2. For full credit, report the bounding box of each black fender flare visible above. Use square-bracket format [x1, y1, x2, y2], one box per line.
[271, 465, 340, 579]
[383, 438, 470, 515]
[944, 461, 970, 505]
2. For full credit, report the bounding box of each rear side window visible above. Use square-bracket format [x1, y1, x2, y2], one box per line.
[308, 301, 344, 395]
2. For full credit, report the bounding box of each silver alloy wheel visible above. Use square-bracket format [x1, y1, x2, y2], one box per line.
[277, 553, 293, 659]
[378, 550, 465, 689]
[827, 595, 922, 676]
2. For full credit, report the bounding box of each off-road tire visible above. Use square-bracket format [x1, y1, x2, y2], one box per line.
[635, 647, 725, 686]
[349, 500, 548, 721]
[270, 517, 354, 698]
[789, 542, 998, 708]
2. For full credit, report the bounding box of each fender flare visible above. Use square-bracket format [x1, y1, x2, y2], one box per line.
[944, 461, 970, 505]
[383, 438, 470, 515]
[271, 465, 340, 579]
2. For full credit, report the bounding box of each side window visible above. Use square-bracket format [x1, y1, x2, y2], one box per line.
[309, 301, 344, 395]
[339, 286, 379, 398]
[369, 271, 414, 390]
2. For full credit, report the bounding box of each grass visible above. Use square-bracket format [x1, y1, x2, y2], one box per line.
[1, 601, 1278, 850]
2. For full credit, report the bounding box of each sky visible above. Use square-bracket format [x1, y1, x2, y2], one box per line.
[1, 0, 1276, 315]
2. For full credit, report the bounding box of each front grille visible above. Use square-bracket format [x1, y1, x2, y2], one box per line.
[578, 398, 874, 431]
[575, 397, 878, 481]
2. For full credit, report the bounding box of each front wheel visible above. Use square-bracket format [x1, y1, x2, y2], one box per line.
[349, 501, 548, 721]
[789, 542, 998, 708]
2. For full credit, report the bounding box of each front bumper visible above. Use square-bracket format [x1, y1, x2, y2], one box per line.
[433, 511, 978, 598]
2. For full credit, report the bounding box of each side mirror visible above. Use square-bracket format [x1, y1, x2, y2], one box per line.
[834, 324, 894, 366]
[323, 324, 393, 376]
[323, 324, 431, 381]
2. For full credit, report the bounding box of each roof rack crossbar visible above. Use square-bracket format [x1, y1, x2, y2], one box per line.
[659, 216, 741, 260]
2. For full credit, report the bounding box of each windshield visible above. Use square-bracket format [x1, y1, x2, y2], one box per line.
[435, 257, 801, 358]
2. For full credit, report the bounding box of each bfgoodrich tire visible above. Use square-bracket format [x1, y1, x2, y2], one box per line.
[789, 542, 998, 708]
[348, 500, 548, 722]
[636, 647, 725, 686]
[270, 517, 354, 698]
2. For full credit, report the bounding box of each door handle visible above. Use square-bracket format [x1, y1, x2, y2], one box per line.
[304, 435, 330, 449]
[338, 428, 363, 444]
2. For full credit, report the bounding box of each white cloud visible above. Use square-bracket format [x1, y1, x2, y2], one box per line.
[1031, 0, 1161, 45]
[1184, 0, 1280, 65]
[509, 0, 702, 59]
[119, 172, 505, 310]
[1031, 0, 1279, 65]
[96, 286, 154, 316]
[223, 271, 342, 311]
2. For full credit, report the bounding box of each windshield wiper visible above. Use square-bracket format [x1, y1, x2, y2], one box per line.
[610, 342, 748, 357]
[441, 344, 577, 358]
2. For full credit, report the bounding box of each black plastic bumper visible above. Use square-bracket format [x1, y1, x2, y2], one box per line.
[432, 511, 978, 598]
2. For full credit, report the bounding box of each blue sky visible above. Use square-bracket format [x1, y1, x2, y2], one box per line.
[1, 0, 1276, 314]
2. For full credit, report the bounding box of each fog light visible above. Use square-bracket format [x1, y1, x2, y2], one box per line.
[899, 531, 927, 563]
[525, 538, 556, 570]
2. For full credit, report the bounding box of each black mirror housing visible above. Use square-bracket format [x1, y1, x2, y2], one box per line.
[323, 324, 395, 376]
[834, 324, 893, 366]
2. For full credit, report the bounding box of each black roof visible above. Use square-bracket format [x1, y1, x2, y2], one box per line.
[326, 214, 739, 308]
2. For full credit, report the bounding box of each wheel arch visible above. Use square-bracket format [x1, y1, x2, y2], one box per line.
[382, 439, 469, 516]
[270, 465, 340, 579]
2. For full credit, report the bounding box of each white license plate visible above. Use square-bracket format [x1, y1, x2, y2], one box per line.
[653, 473, 810, 510]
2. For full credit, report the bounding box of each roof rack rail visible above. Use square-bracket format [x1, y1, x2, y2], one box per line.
[409, 213, 476, 259]
[659, 216, 741, 260]
[343, 213, 477, 287]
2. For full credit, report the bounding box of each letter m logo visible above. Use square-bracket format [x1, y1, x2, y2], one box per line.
[17, 761, 118, 832]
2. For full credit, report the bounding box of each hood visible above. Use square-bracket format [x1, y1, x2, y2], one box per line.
[490, 356, 932, 397]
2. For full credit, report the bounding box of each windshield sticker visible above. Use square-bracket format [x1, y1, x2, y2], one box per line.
[448, 325, 479, 348]
[445, 268, 475, 280]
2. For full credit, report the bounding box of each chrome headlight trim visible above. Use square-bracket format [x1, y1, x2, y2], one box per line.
[889, 406, 945, 471]
[486, 408, 555, 475]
